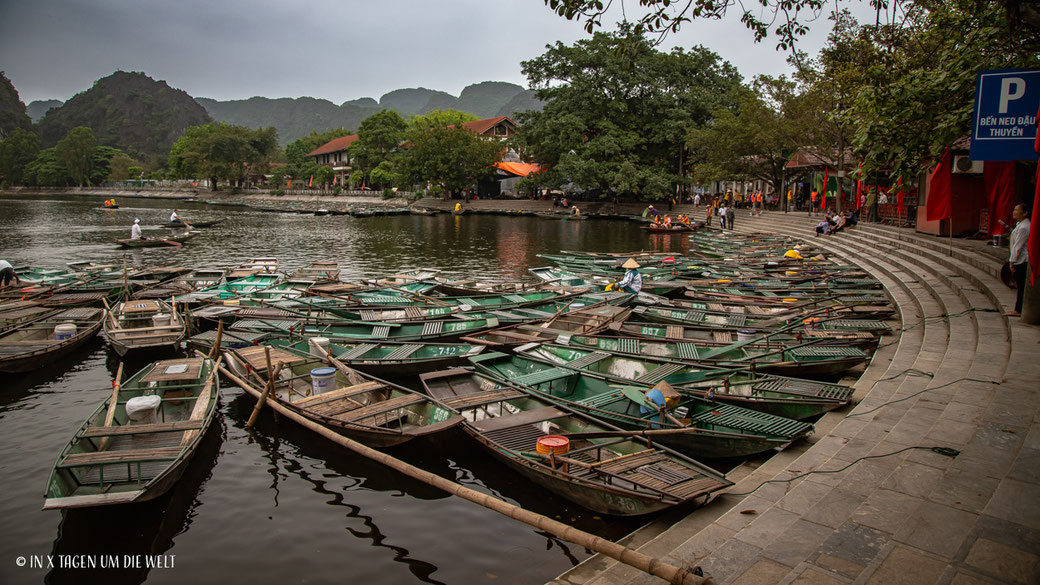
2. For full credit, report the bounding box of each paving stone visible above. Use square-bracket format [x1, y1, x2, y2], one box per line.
[835, 458, 898, 497]
[938, 402, 986, 425]
[863, 546, 948, 585]
[734, 507, 803, 549]
[881, 461, 945, 498]
[672, 522, 736, 564]
[802, 488, 865, 529]
[699, 538, 764, 584]
[728, 559, 792, 585]
[813, 553, 864, 580]
[949, 572, 997, 585]
[776, 479, 833, 516]
[963, 538, 1040, 585]
[716, 496, 776, 532]
[924, 419, 978, 447]
[816, 521, 888, 571]
[788, 567, 848, 585]
[925, 468, 1002, 514]
[894, 501, 978, 557]
[759, 519, 833, 568]
[983, 478, 1040, 530]
[1005, 447, 1040, 484]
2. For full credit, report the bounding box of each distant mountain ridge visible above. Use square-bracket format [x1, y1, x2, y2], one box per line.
[22, 73, 544, 149]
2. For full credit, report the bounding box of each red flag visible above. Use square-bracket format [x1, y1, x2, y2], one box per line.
[896, 177, 905, 216]
[332, 174, 337, 185]
[985, 162, 1016, 236]
[1030, 103, 1040, 285]
[823, 167, 829, 201]
[308, 175, 314, 187]
[287, 178, 292, 188]
[857, 179, 863, 210]
[925, 148, 952, 221]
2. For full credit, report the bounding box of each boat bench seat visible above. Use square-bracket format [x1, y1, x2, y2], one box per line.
[337, 394, 426, 424]
[293, 381, 384, 407]
[79, 420, 204, 438]
[58, 446, 183, 468]
[470, 405, 567, 433]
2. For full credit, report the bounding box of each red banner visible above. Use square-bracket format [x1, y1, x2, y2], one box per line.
[985, 161, 1016, 236]
[1031, 103, 1040, 285]
[926, 148, 952, 221]
[308, 175, 314, 187]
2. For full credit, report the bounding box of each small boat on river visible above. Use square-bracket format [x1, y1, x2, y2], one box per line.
[0, 308, 104, 373]
[103, 299, 187, 357]
[116, 231, 197, 248]
[43, 357, 220, 509]
[164, 218, 227, 229]
[222, 345, 462, 447]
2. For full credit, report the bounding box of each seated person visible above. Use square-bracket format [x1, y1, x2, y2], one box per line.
[815, 220, 830, 236]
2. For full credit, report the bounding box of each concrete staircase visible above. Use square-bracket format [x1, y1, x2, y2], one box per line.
[553, 210, 1040, 585]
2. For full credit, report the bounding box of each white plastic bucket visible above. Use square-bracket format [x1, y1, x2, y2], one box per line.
[310, 367, 336, 395]
[737, 329, 756, 342]
[308, 337, 331, 359]
[152, 313, 170, 327]
[54, 323, 77, 341]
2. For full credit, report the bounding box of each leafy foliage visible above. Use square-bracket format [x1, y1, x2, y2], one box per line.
[57, 127, 97, 187]
[284, 128, 353, 179]
[512, 26, 742, 200]
[168, 123, 278, 189]
[0, 71, 32, 139]
[396, 125, 502, 197]
[0, 127, 40, 185]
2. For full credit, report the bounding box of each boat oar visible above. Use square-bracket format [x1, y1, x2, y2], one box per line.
[97, 361, 125, 451]
[245, 346, 285, 429]
[215, 363, 715, 585]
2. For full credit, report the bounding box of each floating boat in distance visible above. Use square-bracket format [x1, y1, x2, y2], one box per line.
[43, 357, 220, 509]
[116, 231, 197, 248]
[227, 258, 279, 280]
[164, 218, 227, 229]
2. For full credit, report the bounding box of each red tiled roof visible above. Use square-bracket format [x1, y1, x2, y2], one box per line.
[307, 134, 359, 157]
[461, 116, 514, 134]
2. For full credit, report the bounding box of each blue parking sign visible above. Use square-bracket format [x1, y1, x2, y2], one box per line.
[969, 69, 1040, 161]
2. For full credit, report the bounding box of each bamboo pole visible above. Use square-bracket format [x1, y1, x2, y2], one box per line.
[208, 320, 224, 359]
[217, 363, 714, 585]
[98, 361, 125, 451]
[246, 346, 282, 429]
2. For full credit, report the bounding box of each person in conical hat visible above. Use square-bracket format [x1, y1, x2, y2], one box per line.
[615, 258, 642, 293]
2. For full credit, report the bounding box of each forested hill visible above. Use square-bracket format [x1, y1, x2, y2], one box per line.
[0, 72, 32, 139]
[195, 81, 544, 144]
[35, 71, 212, 161]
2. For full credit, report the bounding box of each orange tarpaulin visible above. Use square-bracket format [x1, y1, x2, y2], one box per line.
[494, 162, 547, 177]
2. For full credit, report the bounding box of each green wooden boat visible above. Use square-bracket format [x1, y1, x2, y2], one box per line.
[116, 231, 198, 248]
[513, 342, 856, 419]
[271, 338, 486, 376]
[420, 368, 731, 516]
[558, 333, 870, 379]
[631, 305, 892, 334]
[302, 316, 501, 343]
[0, 307, 105, 373]
[44, 357, 220, 509]
[175, 273, 281, 304]
[612, 320, 881, 346]
[222, 345, 462, 447]
[462, 303, 633, 349]
[470, 352, 814, 458]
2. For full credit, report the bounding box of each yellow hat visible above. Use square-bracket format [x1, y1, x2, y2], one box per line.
[622, 258, 641, 269]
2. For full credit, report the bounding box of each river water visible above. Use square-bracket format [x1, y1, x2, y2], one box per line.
[0, 194, 698, 585]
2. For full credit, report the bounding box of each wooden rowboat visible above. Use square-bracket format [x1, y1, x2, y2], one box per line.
[103, 299, 187, 357]
[272, 338, 486, 377]
[43, 357, 220, 509]
[223, 345, 462, 447]
[641, 224, 694, 233]
[0, 308, 104, 373]
[116, 231, 197, 248]
[420, 368, 731, 516]
[470, 352, 813, 458]
[164, 218, 227, 229]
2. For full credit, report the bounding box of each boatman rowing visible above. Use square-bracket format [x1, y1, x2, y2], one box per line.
[131, 218, 144, 240]
[170, 209, 182, 224]
[613, 258, 642, 293]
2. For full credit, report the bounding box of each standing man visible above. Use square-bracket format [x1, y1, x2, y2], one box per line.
[719, 204, 728, 230]
[1005, 203, 1031, 317]
[0, 259, 20, 288]
[726, 205, 736, 231]
[809, 191, 818, 217]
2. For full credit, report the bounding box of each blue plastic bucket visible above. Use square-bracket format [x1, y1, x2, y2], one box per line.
[310, 367, 336, 395]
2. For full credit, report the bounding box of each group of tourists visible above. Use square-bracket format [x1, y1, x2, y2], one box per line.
[814, 209, 859, 236]
[650, 213, 691, 228]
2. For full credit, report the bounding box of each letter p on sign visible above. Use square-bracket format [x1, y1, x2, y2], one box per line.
[999, 77, 1026, 113]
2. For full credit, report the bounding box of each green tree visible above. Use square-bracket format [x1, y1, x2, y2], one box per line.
[24, 148, 69, 186]
[0, 127, 40, 185]
[396, 125, 502, 198]
[0, 71, 32, 139]
[107, 154, 136, 182]
[350, 110, 407, 181]
[407, 109, 478, 130]
[169, 123, 278, 190]
[284, 128, 351, 179]
[56, 126, 97, 187]
[314, 164, 334, 189]
[89, 146, 128, 185]
[513, 26, 741, 200]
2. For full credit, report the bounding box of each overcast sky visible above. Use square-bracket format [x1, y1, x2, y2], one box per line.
[1, 0, 860, 105]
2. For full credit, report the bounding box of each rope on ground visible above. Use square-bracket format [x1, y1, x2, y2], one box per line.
[848, 376, 999, 418]
[724, 446, 960, 497]
[897, 308, 1000, 333]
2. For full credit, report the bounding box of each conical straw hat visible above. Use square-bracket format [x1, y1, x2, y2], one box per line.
[622, 258, 641, 269]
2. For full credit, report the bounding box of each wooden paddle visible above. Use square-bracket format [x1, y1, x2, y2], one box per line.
[97, 361, 125, 451]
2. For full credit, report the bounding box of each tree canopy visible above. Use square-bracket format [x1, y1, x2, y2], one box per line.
[168, 123, 278, 189]
[512, 26, 742, 200]
[396, 125, 503, 197]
